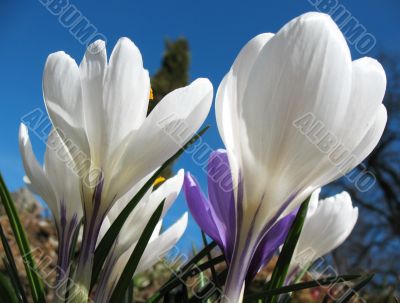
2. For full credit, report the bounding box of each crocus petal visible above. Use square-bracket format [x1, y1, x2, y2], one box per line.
[79, 40, 107, 165]
[216, 33, 274, 155]
[184, 172, 224, 248]
[348, 105, 387, 167]
[216, 34, 275, 192]
[96, 216, 111, 248]
[108, 78, 213, 203]
[304, 60, 387, 188]
[113, 187, 154, 255]
[19, 124, 57, 218]
[106, 170, 184, 257]
[43, 51, 90, 163]
[117, 170, 184, 253]
[136, 213, 188, 273]
[103, 37, 150, 147]
[322, 105, 387, 184]
[44, 129, 82, 222]
[149, 169, 184, 217]
[149, 220, 163, 243]
[241, 13, 352, 222]
[292, 191, 358, 269]
[340, 58, 386, 150]
[19, 124, 83, 285]
[207, 150, 236, 258]
[246, 211, 297, 282]
[105, 170, 155, 223]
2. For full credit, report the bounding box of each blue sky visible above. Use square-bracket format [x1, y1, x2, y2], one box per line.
[1, 0, 399, 249]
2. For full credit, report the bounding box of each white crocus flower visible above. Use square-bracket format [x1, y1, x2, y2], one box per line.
[42, 37, 212, 289]
[94, 170, 187, 302]
[19, 124, 83, 284]
[290, 188, 358, 277]
[216, 12, 386, 301]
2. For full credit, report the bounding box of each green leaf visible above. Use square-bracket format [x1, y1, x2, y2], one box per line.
[0, 221, 27, 303]
[0, 174, 45, 303]
[265, 197, 310, 303]
[0, 271, 19, 303]
[332, 273, 374, 303]
[244, 274, 361, 301]
[92, 126, 209, 287]
[109, 200, 165, 302]
[123, 282, 134, 303]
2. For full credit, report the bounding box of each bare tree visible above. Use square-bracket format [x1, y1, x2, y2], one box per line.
[327, 53, 400, 295]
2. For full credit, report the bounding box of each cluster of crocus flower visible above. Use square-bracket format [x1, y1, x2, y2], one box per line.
[42, 37, 212, 297]
[17, 10, 386, 303]
[19, 37, 212, 301]
[186, 11, 386, 302]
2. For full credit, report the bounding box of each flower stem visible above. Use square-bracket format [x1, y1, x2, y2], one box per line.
[222, 242, 254, 303]
[94, 244, 118, 303]
[54, 221, 79, 303]
[71, 215, 103, 302]
[69, 178, 105, 302]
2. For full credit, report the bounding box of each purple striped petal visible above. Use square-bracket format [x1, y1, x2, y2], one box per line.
[207, 149, 236, 259]
[184, 172, 224, 248]
[246, 211, 297, 281]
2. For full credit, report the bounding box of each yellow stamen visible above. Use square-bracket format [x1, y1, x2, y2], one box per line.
[153, 176, 166, 186]
[149, 87, 154, 100]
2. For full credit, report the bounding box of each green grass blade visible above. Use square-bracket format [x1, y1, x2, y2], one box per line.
[3, 258, 25, 303]
[244, 274, 361, 301]
[123, 282, 134, 303]
[0, 221, 28, 303]
[0, 271, 19, 303]
[109, 201, 165, 302]
[333, 273, 374, 303]
[92, 126, 209, 287]
[266, 197, 310, 303]
[0, 173, 45, 303]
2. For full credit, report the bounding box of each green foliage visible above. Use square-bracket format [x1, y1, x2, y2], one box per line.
[332, 274, 374, 303]
[245, 275, 361, 302]
[0, 221, 27, 303]
[0, 174, 45, 303]
[0, 271, 19, 303]
[265, 198, 310, 303]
